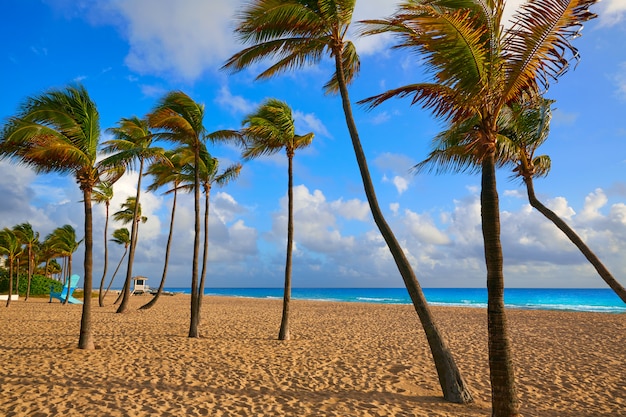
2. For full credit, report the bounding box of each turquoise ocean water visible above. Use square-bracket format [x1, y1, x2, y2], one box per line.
[162, 287, 625, 313]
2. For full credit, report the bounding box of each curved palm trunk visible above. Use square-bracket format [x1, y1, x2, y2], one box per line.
[189, 144, 202, 337]
[141, 189, 178, 310]
[5, 256, 14, 307]
[278, 153, 294, 340]
[78, 188, 95, 350]
[481, 154, 519, 416]
[525, 178, 626, 303]
[197, 185, 211, 316]
[117, 159, 145, 313]
[63, 254, 73, 305]
[98, 202, 110, 307]
[104, 247, 128, 301]
[25, 245, 33, 301]
[334, 53, 472, 403]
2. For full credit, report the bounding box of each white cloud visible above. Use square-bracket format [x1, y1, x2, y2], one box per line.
[579, 188, 608, 222]
[597, 0, 626, 27]
[215, 85, 257, 115]
[293, 111, 331, 138]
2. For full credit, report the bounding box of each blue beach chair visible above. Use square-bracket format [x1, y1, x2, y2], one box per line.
[49, 274, 83, 304]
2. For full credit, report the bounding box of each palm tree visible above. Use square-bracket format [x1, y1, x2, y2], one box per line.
[102, 116, 166, 313]
[139, 150, 185, 310]
[223, 0, 472, 403]
[93, 181, 115, 307]
[12, 222, 39, 301]
[47, 225, 83, 304]
[147, 91, 207, 338]
[0, 228, 23, 307]
[359, 1, 598, 414]
[502, 99, 626, 303]
[104, 228, 131, 301]
[0, 84, 105, 349]
[194, 145, 242, 319]
[239, 98, 313, 340]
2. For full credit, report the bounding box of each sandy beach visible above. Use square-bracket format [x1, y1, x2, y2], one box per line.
[0, 295, 623, 416]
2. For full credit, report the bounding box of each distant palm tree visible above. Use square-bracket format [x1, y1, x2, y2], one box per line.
[0, 228, 23, 307]
[223, 0, 472, 402]
[0, 84, 109, 349]
[13, 222, 39, 301]
[47, 225, 83, 304]
[104, 228, 131, 301]
[102, 116, 166, 313]
[140, 150, 185, 310]
[359, 1, 598, 413]
[239, 98, 313, 340]
[92, 181, 115, 307]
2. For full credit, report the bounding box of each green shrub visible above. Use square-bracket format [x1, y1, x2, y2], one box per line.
[0, 270, 63, 296]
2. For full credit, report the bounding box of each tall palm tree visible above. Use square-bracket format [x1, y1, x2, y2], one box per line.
[47, 225, 83, 304]
[0, 84, 104, 349]
[359, 1, 598, 414]
[140, 150, 185, 310]
[102, 116, 166, 313]
[104, 228, 131, 301]
[239, 98, 313, 340]
[147, 91, 207, 338]
[13, 222, 39, 301]
[93, 181, 115, 307]
[223, 0, 472, 403]
[0, 228, 22, 307]
[194, 145, 242, 318]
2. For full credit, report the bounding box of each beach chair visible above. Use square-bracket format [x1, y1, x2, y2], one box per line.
[49, 274, 83, 304]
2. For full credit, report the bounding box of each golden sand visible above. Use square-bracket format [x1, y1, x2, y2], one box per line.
[0, 295, 624, 416]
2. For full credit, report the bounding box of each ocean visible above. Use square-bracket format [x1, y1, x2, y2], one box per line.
[162, 287, 626, 314]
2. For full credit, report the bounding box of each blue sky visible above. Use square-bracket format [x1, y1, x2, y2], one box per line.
[1, 0, 625, 289]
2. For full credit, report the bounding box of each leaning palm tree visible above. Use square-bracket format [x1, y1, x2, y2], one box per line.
[223, 0, 472, 402]
[0, 84, 106, 349]
[102, 116, 166, 313]
[240, 98, 313, 340]
[0, 228, 22, 307]
[13, 222, 39, 301]
[92, 181, 115, 307]
[359, 1, 598, 414]
[104, 228, 131, 301]
[139, 150, 186, 310]
[502, 99, 626, 303]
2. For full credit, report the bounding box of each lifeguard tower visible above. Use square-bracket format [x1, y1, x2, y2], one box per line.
[132, 276, 149, 295]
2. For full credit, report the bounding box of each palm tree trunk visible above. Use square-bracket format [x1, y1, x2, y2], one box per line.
[6, 256, 13, 307]
[525, 178, 626, 303]
[332, 51, 472, 403]
[25, 245, 33, 301]
[481, 154, 519, 416]
[189, 142, 202, 337]
[197, 185, 211, 316]
[117, 159, 145, 313]
[99, 202, 110, 307]
[105, 248, 128, 301]
[278, 153, 294, 340]
[140, 189, 178, 310]
[63, 254, 72, 305]
[78, 188, 95, 350]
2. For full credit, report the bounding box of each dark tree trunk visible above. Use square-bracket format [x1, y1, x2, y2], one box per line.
[196, 185, 210, 316]
[99, 202, 110, 307]
[525, 178, 626, 303]
[63, 254, 72, 305]
[140, 189, 178, 310]
[278, 153, 294, 341]
[333, 51, 472, 403]
[189, 141, 201, 338]
[481, 154, 519, 416]
[5, 256, 13, 307]
[78, 188, 95, 350]
[25, 245, 33, 301]
[117, 159, 145, 313]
